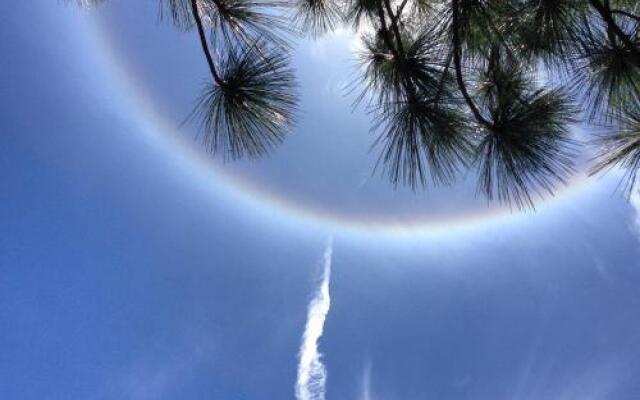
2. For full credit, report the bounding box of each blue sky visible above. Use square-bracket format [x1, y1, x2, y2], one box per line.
[2, 1, 640, 399]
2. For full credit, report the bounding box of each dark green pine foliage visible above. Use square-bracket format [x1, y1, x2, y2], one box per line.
[191, 42, 297, 159]
[75, 0, 640, 208]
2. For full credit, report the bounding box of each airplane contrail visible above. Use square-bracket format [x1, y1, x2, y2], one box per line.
[295, 237, 333, 400]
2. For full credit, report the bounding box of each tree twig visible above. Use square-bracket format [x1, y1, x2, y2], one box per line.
[610, 9, 640, 22]
[190, 0, 223, 85]
[451, 0, 492, 128]
[589, 0, 640, 62]
[383, 0, 406, 59]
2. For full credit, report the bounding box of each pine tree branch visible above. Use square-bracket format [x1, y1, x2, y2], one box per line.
[375, 3, 400, 60]
[610, 9, 640, 23]
[427, 50, 452, 105]
[375, 2, 416, 102]
[477, 3, 517, 60]
[190, 0, 223, 85]
[451, 0, 492, 128]
[383, 0, 406, 59]
[589, 0, 640, 62]
[395, 0, 410, 22]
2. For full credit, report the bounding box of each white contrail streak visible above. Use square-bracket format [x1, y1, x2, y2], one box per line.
[296, 237, 333, 400]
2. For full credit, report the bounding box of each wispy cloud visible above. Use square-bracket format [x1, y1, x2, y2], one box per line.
[630, 189, 640, 235]
[296, 237, 334, 400]
[359, 360, 373, 400]
[106, 334, 215, 400]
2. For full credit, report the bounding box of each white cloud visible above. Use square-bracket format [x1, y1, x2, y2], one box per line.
[295, 237, 334, 400]
[359, 361, 373, 400]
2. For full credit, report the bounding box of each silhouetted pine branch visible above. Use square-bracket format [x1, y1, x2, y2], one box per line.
[191, 42, 298, 159]
[72, 0, 640, 208]
[292, 0, 343, 37]
[592, 104, 640, 196]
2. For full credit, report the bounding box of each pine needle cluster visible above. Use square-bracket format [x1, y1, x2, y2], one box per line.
[75, 0, 640, 208]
